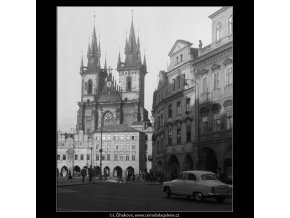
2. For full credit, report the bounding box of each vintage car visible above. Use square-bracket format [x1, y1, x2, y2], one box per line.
[163, 171, 232, 203]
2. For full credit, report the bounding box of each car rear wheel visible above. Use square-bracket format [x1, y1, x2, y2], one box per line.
[216, 196, 225, 203]
[166, 187, 171, 198]
[194, 192, 204, 202]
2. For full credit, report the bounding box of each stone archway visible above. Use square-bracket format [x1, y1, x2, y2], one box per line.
[113, 166, 122, 177]
[125, 166, 134, 177]
[198, 147, 218, 173]
[74, 166, 81, 174]
[167, 155, 180, 180]
[182, 154, 194, 171]
[61, 166, 68, 177]
[104, 166, 110, 176]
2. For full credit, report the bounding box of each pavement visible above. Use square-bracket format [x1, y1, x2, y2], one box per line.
[57, 182, 232, 211]
[57, 176, 162, 187]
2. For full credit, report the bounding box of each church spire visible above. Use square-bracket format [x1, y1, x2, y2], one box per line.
[124, 11, 139, 67]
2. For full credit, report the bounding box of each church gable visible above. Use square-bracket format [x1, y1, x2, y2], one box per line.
[98, 79, 122, 102]
[168, 40, 193, 57]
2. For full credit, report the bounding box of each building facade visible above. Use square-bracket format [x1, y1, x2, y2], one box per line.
[194, 7, 233, 182]
[57, 125, 148, 178]
[151, 7, 233, 183]
[57, 14, 153, 178]
[152, 40, 199, 180]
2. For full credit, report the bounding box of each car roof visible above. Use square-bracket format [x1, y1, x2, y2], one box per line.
[181, 170, 215, 175]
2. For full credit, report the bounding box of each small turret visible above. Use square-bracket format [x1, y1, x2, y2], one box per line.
[80, 55, 84, 72]
[143, 53, 147, 72]
[117, 51, 121, 71]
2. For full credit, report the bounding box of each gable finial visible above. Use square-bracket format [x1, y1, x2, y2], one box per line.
[93, 11, 96, 27]
[131, 9, 133, 23]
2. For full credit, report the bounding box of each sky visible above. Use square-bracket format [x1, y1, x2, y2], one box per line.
[57, 6, 222, 132]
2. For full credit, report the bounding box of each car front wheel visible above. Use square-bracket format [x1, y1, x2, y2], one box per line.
[194, 192, 204, 202]
[216, 196, 225, 203]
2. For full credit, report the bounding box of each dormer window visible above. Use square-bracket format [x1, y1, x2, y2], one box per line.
[216, 22, 222, 41]
[228, 15, 233, 35]
[180, 54, 183, 62]
[176, 56, 178, 65]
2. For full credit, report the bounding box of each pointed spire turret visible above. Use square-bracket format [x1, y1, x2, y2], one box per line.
[143, 53, 147, 72]
[87, 42, 91, 58]
[80, 55, 84, 71]
[104, 57, 107, 71]
[117, 51, 121, 71]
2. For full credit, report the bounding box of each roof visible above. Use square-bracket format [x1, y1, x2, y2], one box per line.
[208, 7, 230, 19]
[168, 39, 193, 56]
[94, 124, 139, 133]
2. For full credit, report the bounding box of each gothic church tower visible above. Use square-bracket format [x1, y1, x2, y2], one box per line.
[117, 14, 148, 124]
[76, 25, 107, 134]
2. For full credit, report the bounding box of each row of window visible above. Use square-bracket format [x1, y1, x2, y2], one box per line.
[216, 15, 233, 41]
[95, 135, 137, 141]
[156, 98, 191, 130]
[201, 111, 232, 133]
[120, 71, 138, 76]
[155, 111, 232, 149]
[201, 67, 233, 93]
[57, 153, 136, 161]
[96, 144, 136, 150]
[96, 153, 136, 161]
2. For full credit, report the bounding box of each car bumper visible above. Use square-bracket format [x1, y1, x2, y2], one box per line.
[206, 193, 232, 198]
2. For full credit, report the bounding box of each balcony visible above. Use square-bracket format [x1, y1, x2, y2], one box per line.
[199, 35, 233, 56]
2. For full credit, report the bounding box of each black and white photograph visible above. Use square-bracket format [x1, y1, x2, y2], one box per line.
[56, 6, 233, 212]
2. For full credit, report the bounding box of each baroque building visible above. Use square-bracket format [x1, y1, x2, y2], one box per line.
[152, 7, 233, 183]
[57, 14, 153, 178]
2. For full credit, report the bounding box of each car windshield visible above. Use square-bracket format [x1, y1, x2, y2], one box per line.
[201, 174, 217, 180]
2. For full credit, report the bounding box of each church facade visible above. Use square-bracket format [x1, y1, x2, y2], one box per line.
[57, 15, 153, 178]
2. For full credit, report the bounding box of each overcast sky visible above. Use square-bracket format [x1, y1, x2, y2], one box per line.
[57, 6, 221, 132]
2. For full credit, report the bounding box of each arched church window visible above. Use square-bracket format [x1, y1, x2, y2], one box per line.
[228, 15, 233, 35]
[127, 76, 132, 91]
[103, 111, 114, 125]
[88, 79, 93, 94]
[216, 22, 222, 41]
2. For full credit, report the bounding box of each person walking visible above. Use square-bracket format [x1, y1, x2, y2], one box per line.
[68, 170, 72, 183]
[88, 165, 93, 183]
[93, 166, 97, 183]
[81, 167, 86, 183]
[117, 171, 123, 183]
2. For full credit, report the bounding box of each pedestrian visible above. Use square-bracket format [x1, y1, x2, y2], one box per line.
[93, 167, 97, 183]
[88, 165, 93, 183]
[117, 171, 123, 183]
[81, 167, 86, 183]
[68, 170, 72, 182]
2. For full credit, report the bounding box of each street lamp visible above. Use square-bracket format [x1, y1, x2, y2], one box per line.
[99, 106, 104, 180]
[186, 78, 200, 170]
[90, 145, 93, 167]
